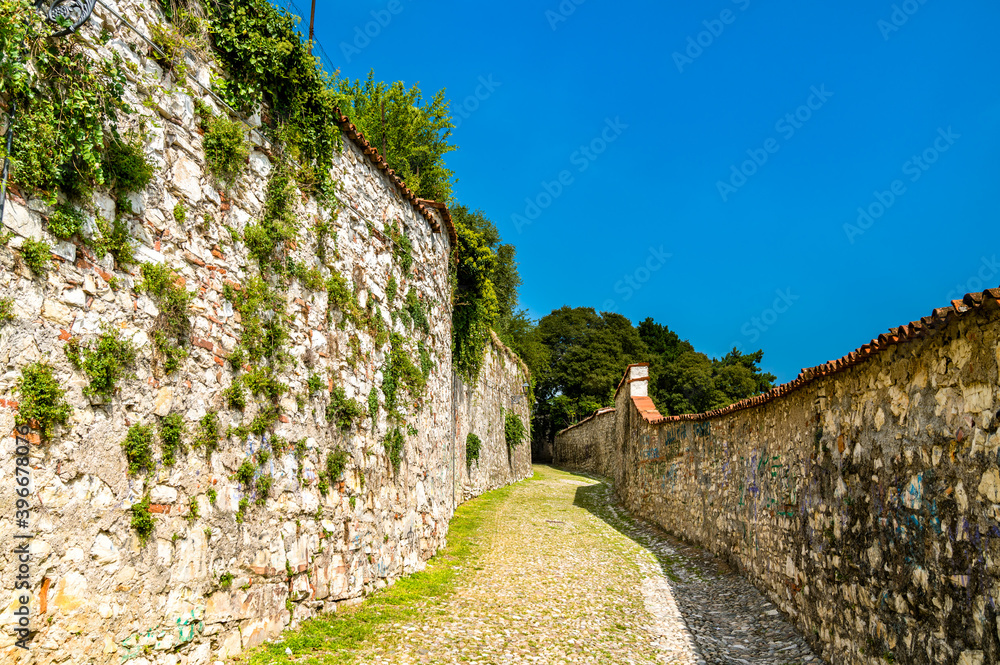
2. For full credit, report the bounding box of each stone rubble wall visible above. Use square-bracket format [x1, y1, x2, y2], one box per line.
[555, 308, 1000, 665]
[0, 1, 531, 662]
[454, 333, 533, 501]
[551, 407, 615, 476]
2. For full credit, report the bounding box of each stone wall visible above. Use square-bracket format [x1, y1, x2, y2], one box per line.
[551, 407, 615, 475]
[454, 332, 533, 501]
[0, 1, 531, 662]
[555, 294, 1000, 665]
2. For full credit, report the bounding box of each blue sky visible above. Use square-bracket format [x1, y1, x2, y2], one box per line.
[306, 0, 1000, 383]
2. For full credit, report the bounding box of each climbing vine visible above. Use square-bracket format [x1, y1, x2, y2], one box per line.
[504, 412, 526, 450]
[0, 0, 151, 204]
[206, 0, 340, 198]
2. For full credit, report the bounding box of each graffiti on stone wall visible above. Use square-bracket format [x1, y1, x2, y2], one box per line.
[121, 608, 204, 661]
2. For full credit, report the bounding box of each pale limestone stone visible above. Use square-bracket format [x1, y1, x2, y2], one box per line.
[153, 387, 174, 417]
[61, 288, 86, 308]
[41, 299, 73, 326]
[91, 533, 119, 565]
[173, 155, 203, 203]
[150, 485, 178, 504]
[52, 572, 89, 612]
[979, 468, 1000, 503]
[83, 275, 98, 295]
[958, 651, 984, 665]
[93, 191, 116, 222]
[3, 198, 42, 238]
[51, 239, 77, 263]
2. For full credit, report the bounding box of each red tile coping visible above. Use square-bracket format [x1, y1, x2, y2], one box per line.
[331, 108, 457, 252]
[559, 286, 1000, 433]
[648, 286, 1000, 424]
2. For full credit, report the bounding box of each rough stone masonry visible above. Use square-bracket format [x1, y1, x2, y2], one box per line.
[556, 291, 1000, 665]
[0, 0, 531, 662]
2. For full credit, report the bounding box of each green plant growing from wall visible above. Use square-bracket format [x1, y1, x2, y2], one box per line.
[207, 488, 217, 505]
[466, 433, 481, 467]
[386, 221, 414, 273]
[385, 428, 404, 472]
[16, 363, 72, 441]
[1, 0, 133, 200]
[385, 275, 397, 304]
[46, 204, 85, 240]
[159, 413, 185, 466]
[194, 411, 221, 454]
[186, 496, 200, 522]
[244, 164, 299, 273]
[306, 373, 325, 397]
[368, 386, 379, 423]
[131, 495, 155, 544]
[255, 474, 272, 506]
[198, 104, 250, 184]
[150, 19, 198, 81]
[236, 497, 249, 523]
[207, 0, 342, 198]
[325, 270, 360, 326]
[102, 133, 155, 211]
[224, 379, 246, 410]
[137, 262, 193, 373]
[326, 386, 364, 430]
[90, 215, 136, 268]
[405, 289, 430, 334]
[173, 202, 187, 224]
[382, 333, 427, 416]
[0, 298, 14, 327]
[65, 327, 137, 399]
[244, 367, 288, 402]
[223, 277, 289, 363]
[418, 342, 434, 381]
[218, 572, 234, 589]
[325, 448, 349, 486]
[505, 412, 526, 450]
[451, 217, 501, 381]
[236, 458, 256, 487]
[20, 238, 51, 275]
[121, 424, 155, 475]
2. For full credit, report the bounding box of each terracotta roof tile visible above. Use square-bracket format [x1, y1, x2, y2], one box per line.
[331, 108, 457, 251]
[647, 284, 1000, 424]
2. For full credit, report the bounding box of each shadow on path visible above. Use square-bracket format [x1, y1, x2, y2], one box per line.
[566, 467, 824, 665]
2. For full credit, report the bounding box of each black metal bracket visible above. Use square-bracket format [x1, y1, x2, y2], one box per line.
[35, 0, 96, 37]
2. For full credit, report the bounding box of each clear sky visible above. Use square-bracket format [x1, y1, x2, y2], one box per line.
[305, 0, 1000, 383]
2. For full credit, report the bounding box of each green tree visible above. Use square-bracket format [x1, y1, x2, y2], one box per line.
[451, 214, 499, 379]
[638, 318, 775, 415]
[333, 71, 455, 201]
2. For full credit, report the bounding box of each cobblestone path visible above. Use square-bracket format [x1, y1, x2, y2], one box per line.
[266, 466, 823, 664]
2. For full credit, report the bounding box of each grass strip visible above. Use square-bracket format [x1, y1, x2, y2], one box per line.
[243, 477, 524, 664]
